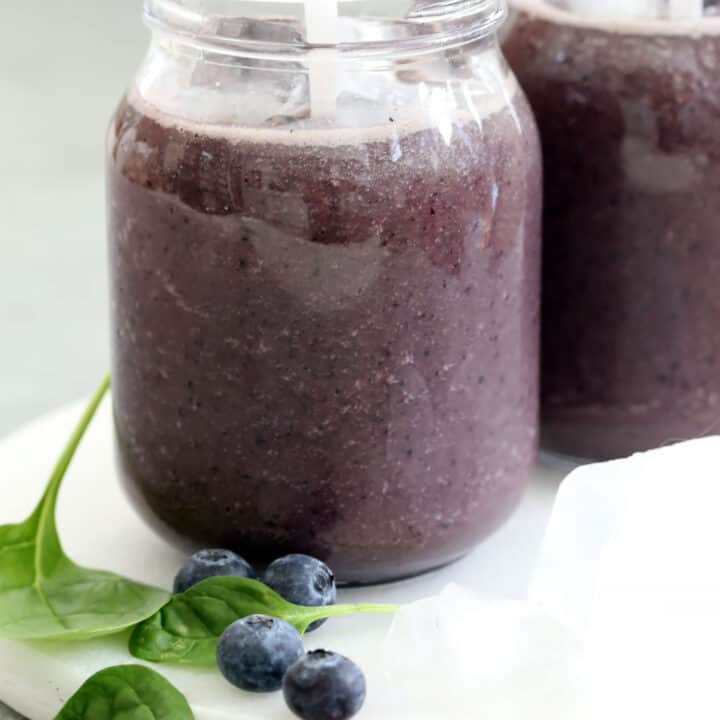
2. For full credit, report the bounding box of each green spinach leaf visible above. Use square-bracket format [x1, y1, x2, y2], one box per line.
[0, 376, 169, 640]
[129, 576, 398, 665]
[54, 664, 194, 720]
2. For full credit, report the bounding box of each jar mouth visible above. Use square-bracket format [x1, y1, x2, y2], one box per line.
[144, 0, 507, 57]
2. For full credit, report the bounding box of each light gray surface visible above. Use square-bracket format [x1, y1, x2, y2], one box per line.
[0, 1, 147, 716]
[0, 0, 146, 438]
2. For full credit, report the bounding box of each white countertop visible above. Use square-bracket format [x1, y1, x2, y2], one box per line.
[0, 401, 565, 720]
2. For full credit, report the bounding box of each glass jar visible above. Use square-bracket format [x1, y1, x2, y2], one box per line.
[504, 1, 720, 460]
[108, 0, 541, 583]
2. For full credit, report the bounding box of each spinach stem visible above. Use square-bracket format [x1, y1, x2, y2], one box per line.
[44, 374, 111, 496]
[34, 374, 111, 573]
[301, 602, 401, 625]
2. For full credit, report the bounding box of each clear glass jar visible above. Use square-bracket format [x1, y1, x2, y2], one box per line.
[505, 1, 720, 460]
[108, 0, 541, 583]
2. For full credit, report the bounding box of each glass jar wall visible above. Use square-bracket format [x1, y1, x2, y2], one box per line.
[108, 0, 542, 583]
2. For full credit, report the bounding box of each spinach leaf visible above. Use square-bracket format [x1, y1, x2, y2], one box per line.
[54, 664, 193, 720]
[0, 376, 169, 640]
[129, 576, 399, 666]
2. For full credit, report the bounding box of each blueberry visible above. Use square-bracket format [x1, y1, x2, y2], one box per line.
[173, 548, 254, 594]
[283, 650, 366, 720]
[263, 554, 336, 632]
[216, 614, 304, 692]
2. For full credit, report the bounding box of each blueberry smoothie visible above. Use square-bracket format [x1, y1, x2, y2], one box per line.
[108, 84, 541, 583]
[505, 2, 720, 459]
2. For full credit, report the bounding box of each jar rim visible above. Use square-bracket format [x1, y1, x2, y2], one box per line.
[143, 0, 508, 58]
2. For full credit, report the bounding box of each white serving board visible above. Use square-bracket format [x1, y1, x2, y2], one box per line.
[0, 399, 566, 720]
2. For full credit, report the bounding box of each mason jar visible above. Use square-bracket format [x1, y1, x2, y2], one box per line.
[505, 1, 720, 460]
[108, 0, 542, 583]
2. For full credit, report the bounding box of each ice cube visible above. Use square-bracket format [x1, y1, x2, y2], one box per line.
[210, 15, 303, 44]
[667, 0, 704, 18]
[531, 437, 720, 632]
[584, 531, 720, 719]
[561, 0, 664, 18]
[380, 585, 582, 719]
[531, 437, 720, 719]
[272, 75, 310, 124]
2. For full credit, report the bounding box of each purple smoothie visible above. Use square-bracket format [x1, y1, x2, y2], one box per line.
[505, 2, 720, 460]
[108, 87, 541, 583]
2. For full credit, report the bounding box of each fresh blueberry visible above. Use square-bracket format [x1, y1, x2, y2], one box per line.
[173, 548, 254, 594]
[216, 614, 304, 692]
[283, 650, 366, 720]
[263, 554, 336, 632]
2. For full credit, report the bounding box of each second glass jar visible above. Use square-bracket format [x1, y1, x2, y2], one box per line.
[505, 0, 720, 460]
